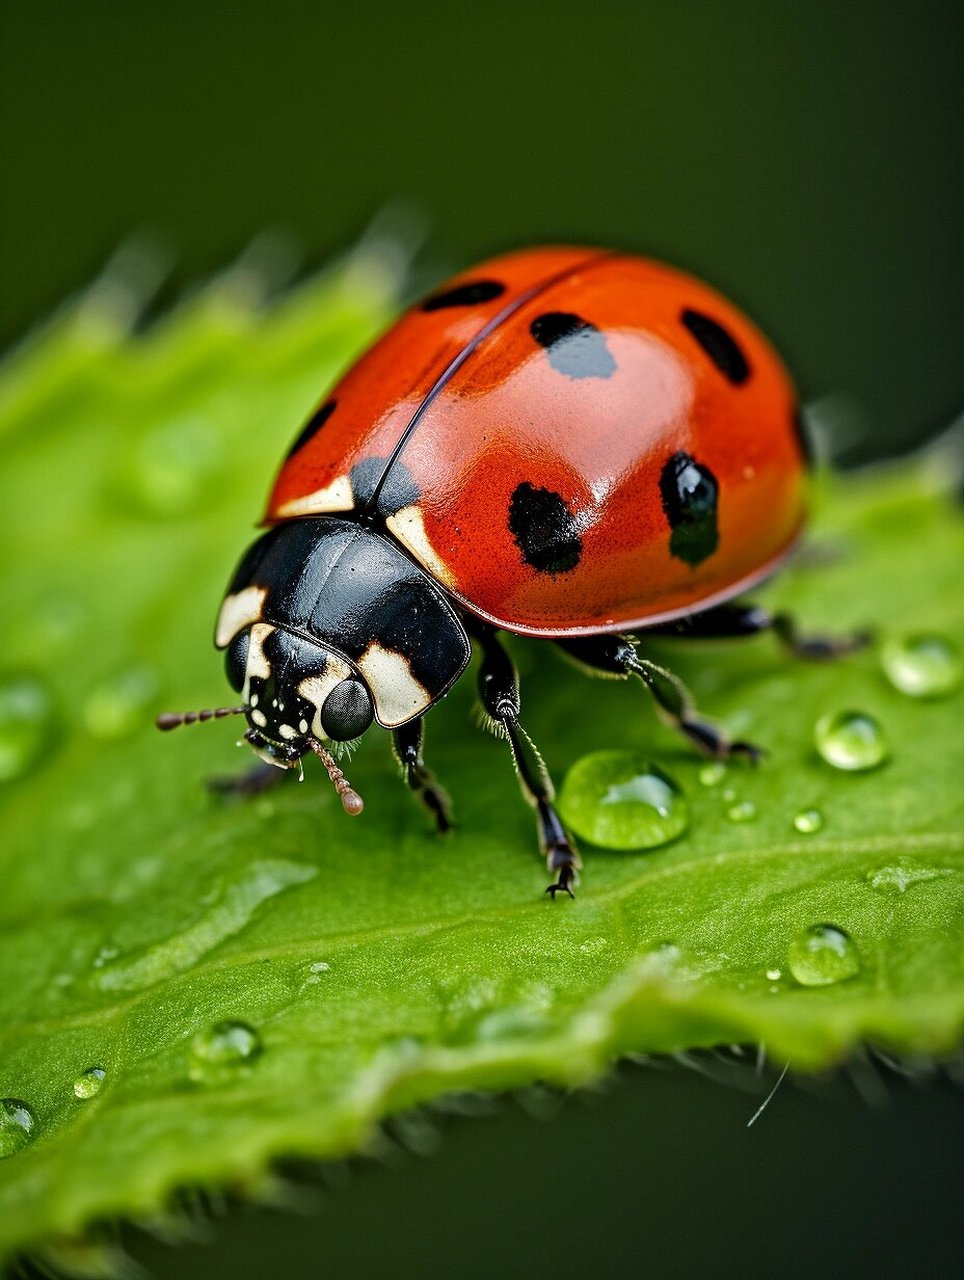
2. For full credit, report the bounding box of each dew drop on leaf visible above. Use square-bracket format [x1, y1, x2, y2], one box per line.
[726, 800, 757, 823]
[793, 807, 824, 834]
[189, 1020, 261, 1082]
[698, 761, 727, 787]
[0, 676, 55, 783]
[787, 924, 861, 987]
[814, 710, 889, 772]
[72, 1067, 107, 1099]
[83, 664, 162, 740]
[866, 863, 950, 894]
[0, 1099, 35, 1157]
[881, 633, 962, 699]
[557, 751, 688, 850]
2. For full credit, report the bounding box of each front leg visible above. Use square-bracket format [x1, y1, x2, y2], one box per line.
[557, 634, 762, 762]
[392, 717, 452, 833]
[474, 625, 581, 898]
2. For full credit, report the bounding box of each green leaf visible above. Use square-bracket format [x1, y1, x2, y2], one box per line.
[0, 247, 962, 1266]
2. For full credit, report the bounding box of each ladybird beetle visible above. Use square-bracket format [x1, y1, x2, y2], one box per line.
[159, 246, 864, 896]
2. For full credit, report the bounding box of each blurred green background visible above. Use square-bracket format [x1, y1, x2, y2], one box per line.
[3, 2, 961, 1276]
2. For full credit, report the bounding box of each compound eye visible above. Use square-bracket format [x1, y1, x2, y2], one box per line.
[225, 630, 250, 692]
[320, 679, 374, 741]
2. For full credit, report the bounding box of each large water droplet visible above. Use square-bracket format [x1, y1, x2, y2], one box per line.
[73, 1067, 107, 1099]
[0, 1099, 36, 1157]
[189, 1020, 261, 1082]
[793, 807, 824, 834]
[814, 710, 889, 772]
[0, 676, 55, 782]
[881, 633, 962, 699]
[83, 665, 162, 740]
[787, 924, 861, 986]
[558, 751, 688, 850]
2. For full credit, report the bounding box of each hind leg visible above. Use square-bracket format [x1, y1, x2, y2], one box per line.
[557, 634, 763, 762]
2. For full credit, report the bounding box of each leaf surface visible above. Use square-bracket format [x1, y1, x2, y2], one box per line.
[0, 254, 961, 1263]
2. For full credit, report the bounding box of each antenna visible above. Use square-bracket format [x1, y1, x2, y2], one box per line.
[309, 739, 365, 816]
[155, 706, 247, 731]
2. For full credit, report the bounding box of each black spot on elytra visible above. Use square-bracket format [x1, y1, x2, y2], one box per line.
[529, 312, 616, 379]
[350, 456, 421, 517]
[285, 399, 337, 459]
[420, 280, 506, 311]
[681, 309, 750, 385]
[659, 452, 719, 566]
[508, 482, 582, 575]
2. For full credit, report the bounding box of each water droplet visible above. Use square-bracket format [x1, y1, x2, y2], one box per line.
[473, 1007, 551, 1043]
[765, 968, 782, 981]
[793, 807, 824, 834]
[117, 417, 223, 517]
[814, 710, 889, 772]
[726, 800, 757, 823]
[558, 751, 688, 850]
[881, 633, 962, 699]
[189, 1020, 261, 1082]
[73, 1067, 107, 1099]
[0, 675, 55, 782]
[866, 863, 950, 894]
[698, 761, 727, 787]
[0, 1099, 35, 1157]
[787, 924, 861, 987]
[83, 664, 162, 740]
[300, 959, 331, 988]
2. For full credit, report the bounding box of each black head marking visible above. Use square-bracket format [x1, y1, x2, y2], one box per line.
[659, 452, 720, 566]
[421, 280, 506, 312]
[349, 456, 421, 517]
[680, 309, 750, 385]
[529, 312, 616, 379]
[224, 630, 249, 692]
[509, 482, 582, 575]
[285, 399, 337, 459]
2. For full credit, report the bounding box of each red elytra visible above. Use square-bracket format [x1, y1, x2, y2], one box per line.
[265, 246, 808, 636]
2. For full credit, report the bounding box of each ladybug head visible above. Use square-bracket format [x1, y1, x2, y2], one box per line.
[228, 623, 375, 763]
[156, 621, 369, 815]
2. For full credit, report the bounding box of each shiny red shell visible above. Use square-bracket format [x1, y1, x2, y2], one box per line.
[265, 246, 808, 637]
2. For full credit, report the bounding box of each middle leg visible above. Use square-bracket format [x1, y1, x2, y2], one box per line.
[473, 624, 581, 897]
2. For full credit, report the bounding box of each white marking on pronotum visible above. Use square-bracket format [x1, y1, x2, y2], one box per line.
[357, 641, 431, 727]
[278, 724, 298, 741]
[746, 1060, 790, 1129]
[298, 655, 354, 739]
[215, 585, 268, 648]
[386, 505, 457, 589]
[250, 709, 268, 729]
[276, 475, 354, 518]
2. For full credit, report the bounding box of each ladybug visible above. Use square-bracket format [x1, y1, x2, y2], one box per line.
[158, 246, 864, 896]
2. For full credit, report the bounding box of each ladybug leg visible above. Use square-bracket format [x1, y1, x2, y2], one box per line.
[475, 627, 581, 898]
[392, 718, 453, 833]
[557, 635, 763, 763]
[647, 602, 870, 660]
[207, 760, 290, 797]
